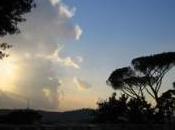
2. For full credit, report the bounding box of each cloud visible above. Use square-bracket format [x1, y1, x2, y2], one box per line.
[37, 47, 80, 69]
[0, 0, 83, 110]
[42, 88, 55, 103]
[73, 77, 91, 90]
[49, 0, 76, 19]
[49, 0, 61, 6]
[12, 57, 61, 109]
[0, 90, 27, 109]
[76, 56, 84, 63]
[75, 25, 83, 40]
[63, 57, 80, 69]
[59, 3, 76, 18]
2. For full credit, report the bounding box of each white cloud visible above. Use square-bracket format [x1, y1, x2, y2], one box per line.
[49, 0, 83, 40]
[59, 3, 76, 18]
[73, 77, 91, 90]
[63, 57, 80, 69]
[49, 0, 77, 20]
[0, 0, 83, 110]
[13, 57, 61, 109]
[38, 48, 80, 69]
[49, 0, 61, 6]
[75, 25, 83, 40]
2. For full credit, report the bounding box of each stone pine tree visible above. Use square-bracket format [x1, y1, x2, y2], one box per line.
[94, 52, 175, 123]
[107, 52, 175, 105]
[131, 52, 175, 104]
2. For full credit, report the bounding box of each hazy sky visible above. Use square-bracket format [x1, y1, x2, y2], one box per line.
[0, 0, 175, 111]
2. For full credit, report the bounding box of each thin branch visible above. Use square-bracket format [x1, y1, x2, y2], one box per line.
[127, 86, 138, 96]
[145, 87, 155, 100]
[121, 89, 136, 98]
[139, 85, 144, 98]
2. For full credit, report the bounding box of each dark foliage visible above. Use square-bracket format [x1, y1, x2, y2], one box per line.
[0, 0, 36, 36]
[107, 67, 135, 89]
[0, 0, 35, 59]
[132, 52, 175, 74]
[0, 110, 42, 124]
[0, 42, 12, 59]
[127, 98, 154, 123]
[156, 89, 175, 123]
[102, 52, 175, 124]
[95, 93, 155, 123]
[107, 52, 175, 104]
[95, 93, 128, 123]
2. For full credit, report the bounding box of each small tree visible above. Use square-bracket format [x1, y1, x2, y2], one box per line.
[95, 93, 128, 123]
[158, 89, 175, 122]
[127, 97, 154, 123]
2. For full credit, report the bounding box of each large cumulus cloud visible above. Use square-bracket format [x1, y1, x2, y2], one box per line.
[0, 0, 83, 110]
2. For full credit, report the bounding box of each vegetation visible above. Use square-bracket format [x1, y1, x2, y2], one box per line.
[0, 0, 174, 125]
[0, 0, 35, 59]
[0, 110, 42, 124]
[96, 93, 155, 123]
[96, 52, 175, 123]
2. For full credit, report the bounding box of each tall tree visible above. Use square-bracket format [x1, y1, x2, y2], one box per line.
[0, 0, 35, 59]
[107, 52, 175, 105]
[132, 52, 175, 103]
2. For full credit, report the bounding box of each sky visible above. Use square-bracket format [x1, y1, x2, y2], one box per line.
[0, 0, 175, 111]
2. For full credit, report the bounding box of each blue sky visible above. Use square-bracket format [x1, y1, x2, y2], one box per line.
[0, 0, 175, 111]
[65, 0, 175, 55]
[64, 0, 175, 68]
[57, 0, 175, 110]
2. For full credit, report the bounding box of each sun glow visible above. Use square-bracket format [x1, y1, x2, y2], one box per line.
[0, 57, 18, 92]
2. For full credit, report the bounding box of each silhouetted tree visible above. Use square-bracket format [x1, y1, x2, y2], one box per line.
[107, 52, 175, 105]
[132, 52, 175, 104]
[0, 0, 35, 36]
[95, 93, 128, 123]
[105, 52, 175, 123]
[95, 93, 155, 123]
[0, 0, 36, 59]
[127, 97, 155, 123]
[157, 89, 175, 123]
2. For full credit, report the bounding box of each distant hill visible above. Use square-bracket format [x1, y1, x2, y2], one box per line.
[40, 108, 95, 124]
[0, 109, 95, 124]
